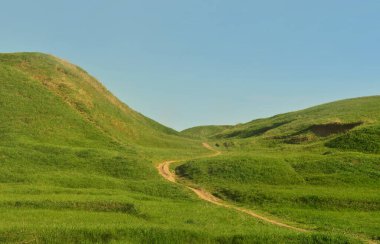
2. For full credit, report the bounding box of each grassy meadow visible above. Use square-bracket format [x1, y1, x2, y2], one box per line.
[177, 96, 380, 243]
[0, 52, 378, 243]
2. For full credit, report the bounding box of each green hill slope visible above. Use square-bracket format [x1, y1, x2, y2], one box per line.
[177, 96, 380, 242]
[0, 52, 197, 148]
[1, 52, 341, 243]
[206, 96, 380, 153]
[212, 96, 380, 139]
[181, 125, 232, 138]
[0, 52, 369, 243]
[0, 52, 208, 207]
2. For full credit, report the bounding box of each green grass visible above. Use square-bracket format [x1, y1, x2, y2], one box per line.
[326, 125, 380, 153]
[0, 52, 201, 148]
[181, 125, 233, 139]
[177, 150, 380, 241]
[1, 52, 351, 243]
[176, 95, 380, 242]
[205, 95, 380, 140]
[0, 52, 378, 243]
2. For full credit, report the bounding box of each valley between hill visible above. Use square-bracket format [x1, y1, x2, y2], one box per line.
[0, 52, 378, 243]
[158, 143, 308, 233]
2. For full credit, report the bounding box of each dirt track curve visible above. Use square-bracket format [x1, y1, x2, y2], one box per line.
[157, 143, 308, 233]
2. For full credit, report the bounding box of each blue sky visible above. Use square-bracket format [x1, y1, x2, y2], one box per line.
[1, 0, 379, 130]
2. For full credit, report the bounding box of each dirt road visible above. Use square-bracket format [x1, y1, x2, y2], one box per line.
[157, 143, 308, 233]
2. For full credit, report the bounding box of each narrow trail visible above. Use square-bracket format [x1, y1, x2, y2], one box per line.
[157, 143, 308, 233]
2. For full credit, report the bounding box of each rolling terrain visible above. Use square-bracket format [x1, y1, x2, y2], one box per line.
[181, 125, 233, 139]
[0, 52, 356, 243]
[178, 96, 380, 243]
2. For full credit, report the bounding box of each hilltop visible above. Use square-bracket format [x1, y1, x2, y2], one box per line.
[183, 96, 380, 153]
[0, 52, 202, 149]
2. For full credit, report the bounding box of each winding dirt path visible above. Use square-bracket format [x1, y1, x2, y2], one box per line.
[157, 143, 308, 233]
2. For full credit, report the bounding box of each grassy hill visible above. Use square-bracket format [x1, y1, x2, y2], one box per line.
[188, 96, 380, 154]
[1, 52, 348, 243]
[211, 96, 380, 140]
[181, 125, 232, 139]
[177, 96, 380, 242]
[0, 52, 201, 149]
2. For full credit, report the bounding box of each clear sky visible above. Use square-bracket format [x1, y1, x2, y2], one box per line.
[1, 0, 379, 130]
